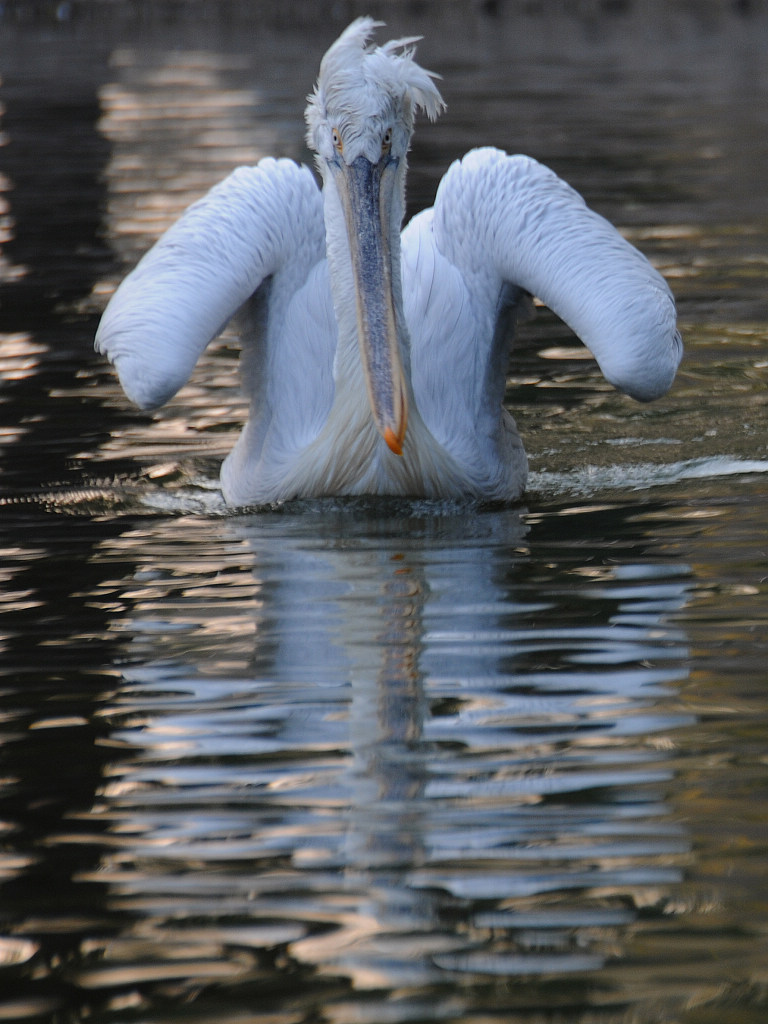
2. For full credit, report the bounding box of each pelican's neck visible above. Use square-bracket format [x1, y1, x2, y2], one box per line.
[278, 158, 476, 498]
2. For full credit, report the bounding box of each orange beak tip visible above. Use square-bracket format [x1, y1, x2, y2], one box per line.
[384, 427, 404, 457]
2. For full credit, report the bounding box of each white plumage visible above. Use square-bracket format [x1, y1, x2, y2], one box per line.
[96, 18, 682, 506]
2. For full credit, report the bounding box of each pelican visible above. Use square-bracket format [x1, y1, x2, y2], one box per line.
[96, 18, 682, 505]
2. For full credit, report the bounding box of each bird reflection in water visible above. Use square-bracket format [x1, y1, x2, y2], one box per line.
[76, 506, 692, 999]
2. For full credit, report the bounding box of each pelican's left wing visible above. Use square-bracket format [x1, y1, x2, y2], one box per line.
[96, 159, 324, 410]
[433, 148, 682, 401]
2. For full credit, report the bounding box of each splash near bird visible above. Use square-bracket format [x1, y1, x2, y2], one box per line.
[96, 18, 682, 505]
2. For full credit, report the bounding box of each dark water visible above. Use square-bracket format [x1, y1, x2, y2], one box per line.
[1, 2, 768, 1021]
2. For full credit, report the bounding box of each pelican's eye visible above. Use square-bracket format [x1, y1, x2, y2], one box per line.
[331, 127, 343, 153]
[381, 128, 392, 155]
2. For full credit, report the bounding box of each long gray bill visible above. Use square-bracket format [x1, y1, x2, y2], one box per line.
[335, 154, 408, 455]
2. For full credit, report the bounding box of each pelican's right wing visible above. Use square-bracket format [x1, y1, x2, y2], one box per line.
[95, 159, 324, 410]
[433, 148, 682, 402]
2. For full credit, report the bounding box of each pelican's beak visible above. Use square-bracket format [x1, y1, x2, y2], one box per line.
[334, 154, 408, 456]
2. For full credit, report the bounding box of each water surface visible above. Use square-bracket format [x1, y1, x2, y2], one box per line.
[1, 3, 767, 1022]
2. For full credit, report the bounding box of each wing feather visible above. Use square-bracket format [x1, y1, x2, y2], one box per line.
[433, 148, 682, 401]
[95, 159, 324, 409]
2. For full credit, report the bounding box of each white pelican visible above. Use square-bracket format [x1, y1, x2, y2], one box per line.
[96, 18, 682, 506]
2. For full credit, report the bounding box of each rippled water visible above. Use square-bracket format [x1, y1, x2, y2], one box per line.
[1, 3, 768, 1022]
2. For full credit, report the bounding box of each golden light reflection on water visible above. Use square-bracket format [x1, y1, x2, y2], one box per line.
[0, 333, 46, 382]
[97, 49, 287, 272]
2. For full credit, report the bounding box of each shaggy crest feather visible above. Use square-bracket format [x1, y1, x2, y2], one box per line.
[305, 16, 444, 150]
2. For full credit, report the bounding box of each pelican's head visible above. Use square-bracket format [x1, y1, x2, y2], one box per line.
[306, 18, 444, 456]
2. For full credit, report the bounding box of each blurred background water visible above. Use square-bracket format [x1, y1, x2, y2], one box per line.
[1, 1, 767, 1022]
